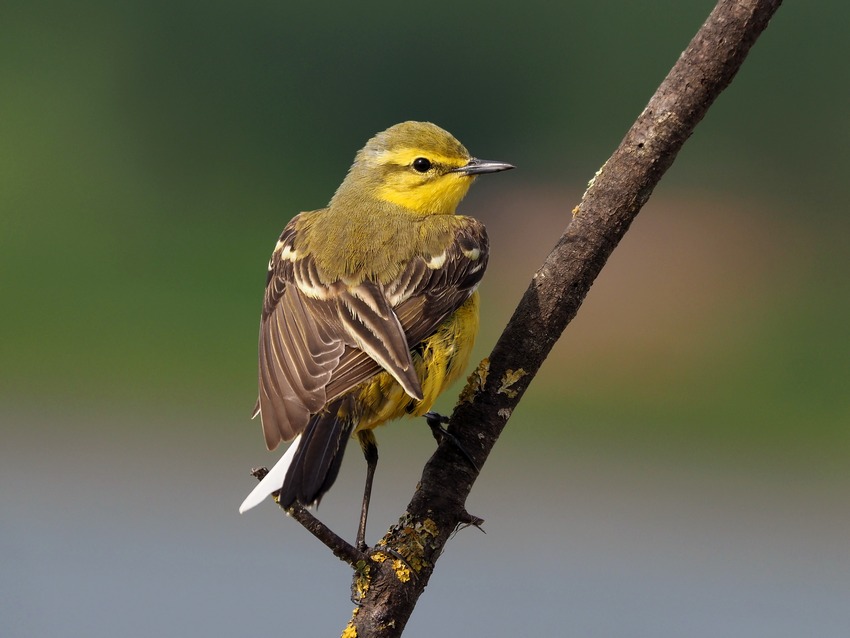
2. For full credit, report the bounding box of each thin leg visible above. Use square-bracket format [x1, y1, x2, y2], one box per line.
[356, 430, 378, 552]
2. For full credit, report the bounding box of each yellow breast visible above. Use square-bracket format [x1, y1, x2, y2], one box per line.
[353, 292, 480, 431]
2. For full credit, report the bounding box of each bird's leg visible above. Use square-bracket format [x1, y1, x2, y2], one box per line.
[356, 430, 379, 552]
[424, 411, 480, 473]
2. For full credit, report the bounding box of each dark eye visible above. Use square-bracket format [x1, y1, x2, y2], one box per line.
[412, 157, 432, 173]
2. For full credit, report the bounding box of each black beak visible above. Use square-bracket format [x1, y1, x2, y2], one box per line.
[451, 157, 515, 175]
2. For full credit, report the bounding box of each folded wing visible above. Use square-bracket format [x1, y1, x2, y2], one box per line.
[257, 216, 488, 449]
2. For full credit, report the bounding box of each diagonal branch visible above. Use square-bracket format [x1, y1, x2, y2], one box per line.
[346, 0, 783, 635]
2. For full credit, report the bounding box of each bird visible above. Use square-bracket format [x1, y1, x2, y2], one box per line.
[239, 121, 513, 548]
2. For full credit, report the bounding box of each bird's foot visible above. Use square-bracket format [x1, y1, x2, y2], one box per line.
[423, 411, 480, 473]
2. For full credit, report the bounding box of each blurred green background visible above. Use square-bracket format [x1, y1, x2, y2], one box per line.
[3, 1, 849, 636]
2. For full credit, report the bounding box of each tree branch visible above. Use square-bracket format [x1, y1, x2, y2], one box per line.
[250, 467, 368, 567]
[346, 1, 783, 635]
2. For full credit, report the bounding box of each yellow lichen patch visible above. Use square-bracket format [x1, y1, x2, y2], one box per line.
[341, 620, 358, 638]
[392, 559, 412, 583]
[408, 555, 425, 573]
[422, 518, 439, 538]
[458, 358, 489, 404]
[571, 204, 581, 217]
[374, 511, 450, 580]
[351, 561, 371, 600]
[587, 162, 606, 189]
[392, 528, 425, 572]
[497, 368, 527, 398]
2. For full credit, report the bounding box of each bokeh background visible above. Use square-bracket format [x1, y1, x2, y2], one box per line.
[3, 1, 849, 636]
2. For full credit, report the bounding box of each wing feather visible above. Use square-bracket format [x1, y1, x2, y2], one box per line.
[336, 282, 422, 398]
[256, 214, 488, 448]
[324, 218, 489, 402]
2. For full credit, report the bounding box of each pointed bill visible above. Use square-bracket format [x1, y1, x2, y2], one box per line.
[450, 157, 515, 175]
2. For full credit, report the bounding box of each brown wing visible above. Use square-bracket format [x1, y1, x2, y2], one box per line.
[325, 217, 489, 403]
[257, 215, 424, 450]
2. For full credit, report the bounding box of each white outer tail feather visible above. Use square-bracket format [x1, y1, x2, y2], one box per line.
[239, 434, 302, 514]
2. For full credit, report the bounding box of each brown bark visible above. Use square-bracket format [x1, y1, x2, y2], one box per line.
[338, 1, 785, 635]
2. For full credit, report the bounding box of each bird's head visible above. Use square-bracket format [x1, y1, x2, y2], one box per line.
[331, 121, 513, 216]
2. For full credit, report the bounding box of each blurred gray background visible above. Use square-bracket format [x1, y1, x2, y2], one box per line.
[2, 1, 849, 636]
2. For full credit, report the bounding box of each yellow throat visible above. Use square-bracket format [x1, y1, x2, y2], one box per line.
[330, 121, 513, 217]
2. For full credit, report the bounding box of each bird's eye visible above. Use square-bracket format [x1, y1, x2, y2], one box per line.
[412, 157, 432, 173]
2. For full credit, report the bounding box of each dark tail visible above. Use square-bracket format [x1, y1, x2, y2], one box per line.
[278, 397, 355, 508]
